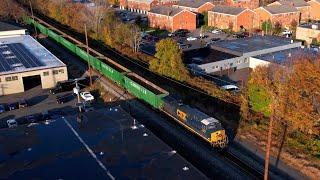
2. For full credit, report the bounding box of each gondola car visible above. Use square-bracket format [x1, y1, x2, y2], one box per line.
[162, 96, 228, 148]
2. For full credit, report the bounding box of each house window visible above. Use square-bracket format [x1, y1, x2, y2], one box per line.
[43, 71, 49, 76]
[12, 76, 18, 81]
[59, 69, 64, 74]
[53, 70, 59, 75]
[5, 77, 12, 81]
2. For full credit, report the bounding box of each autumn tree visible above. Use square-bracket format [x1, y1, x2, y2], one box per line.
[0, 0, 25, 22]
[244, 58, 320, 136]
[150, 38, 189, 81]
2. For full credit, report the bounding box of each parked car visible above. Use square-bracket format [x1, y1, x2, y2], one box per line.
[50, 80, 75, 94]
[56, 93, 74, 104]
[18, 99, 28, 108]
[198, 35, 208, 39]
[212, 29, 222, 34]
[187, 37, 197, 41]
[80, 92, 94, 101]
[221, 85, 240, 92]
[8, 102, 18, 111]
[210, 38, 221, 42]
[282, 29, 292, 36]
[0, 104, 5, 114]
[26, 114, 38, 123]
[7, 119, 18, 128]
[179, 44, 191, 49]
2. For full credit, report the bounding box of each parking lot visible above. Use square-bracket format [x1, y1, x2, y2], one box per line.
[140, 28, 235, 55]
[0, 83, 206, 179]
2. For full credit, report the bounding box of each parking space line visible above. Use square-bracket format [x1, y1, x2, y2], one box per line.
[62, 117, 115, 180]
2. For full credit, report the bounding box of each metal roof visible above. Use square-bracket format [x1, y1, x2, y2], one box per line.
[210, 36, 301, 56]
[0, 22, 25, 32]
[254, 47, 320, 63]
[0, 35, 65, 75]
[211, 5, 246, 15]
[176, 0, 212, 8]
[150, 6, 185, 16]
[263, 5, 299, 14]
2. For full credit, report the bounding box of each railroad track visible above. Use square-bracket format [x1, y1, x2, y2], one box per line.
[19, 6, 266, 179]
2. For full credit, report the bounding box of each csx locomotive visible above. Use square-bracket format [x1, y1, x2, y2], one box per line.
[162, 96, 228, 148]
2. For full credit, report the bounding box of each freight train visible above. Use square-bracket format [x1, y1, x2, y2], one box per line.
[25, 16, 228, 148]
[162, 96, 228, 148]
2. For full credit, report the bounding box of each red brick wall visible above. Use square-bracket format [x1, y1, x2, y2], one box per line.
[208, 11, 237, 31]
[127, 1, 151, 11]
[297, 6, 311, 22]
[148, 13, 173, 31]
[254, 8, 300, 29]
[309, 0, 320, 20]
[172, 11, 197, 32]
[271, 12, 300, 28]
[197, 3, 215, 13]
[236, 10, 255, 31]
[225, 0, 260, 10]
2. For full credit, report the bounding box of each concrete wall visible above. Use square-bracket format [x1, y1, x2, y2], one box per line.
[197, 56, 250, 73]
[296, 26, 320, 44]
[249, 57, 271, 68]
[0, 30, 26, 37]
[0, 67, 68, 96]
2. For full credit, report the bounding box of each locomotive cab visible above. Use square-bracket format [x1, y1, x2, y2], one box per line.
[211, 129, 228, 148]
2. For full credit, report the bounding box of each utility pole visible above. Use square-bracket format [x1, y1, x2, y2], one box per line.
[264, 102, 275, 180]
[29, 0, 37, 37]
[75, 80, 81, 112]
[84, 24, 93, 87]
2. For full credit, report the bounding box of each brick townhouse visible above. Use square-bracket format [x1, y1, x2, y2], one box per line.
[172, 0, 215, 13]
[308, 0, 320, 20]
[224, 0, 260, 10]
[148, 6, 197, 32]
[254, 5, 300, 29]
[268, 0, 311, 22]
[119, 0, 179, 14]
[208, 5, 255, 32]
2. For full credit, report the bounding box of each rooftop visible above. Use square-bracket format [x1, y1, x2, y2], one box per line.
[176, 0, 213, 8]
[0, 35, 65, 75]
[0, 22, 25, 32]
[277, 0, 310, 7]
[183, 47, 238, 64]
[150, 6, 185, 16]
[211, 5, 246, 15]
[254, 47, 320, 63]
[210, 36, 302, 56]
[262, 5, 299, 14]
[299, 23, 320, 30]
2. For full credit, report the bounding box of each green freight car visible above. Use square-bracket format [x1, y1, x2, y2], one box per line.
[123, 73, 168, 108]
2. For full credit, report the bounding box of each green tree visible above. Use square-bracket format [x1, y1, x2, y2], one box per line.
[262, 20, 272, 34]
[150, 38, 189, 81]
[202, 11, 208, 27]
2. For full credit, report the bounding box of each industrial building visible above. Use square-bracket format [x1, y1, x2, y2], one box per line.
[186, 36, 305, 82]
[296, 23, 320, 44]
[0, 22, 68, 96]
